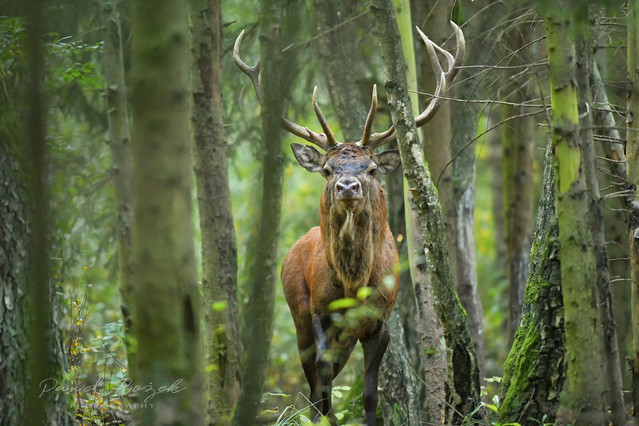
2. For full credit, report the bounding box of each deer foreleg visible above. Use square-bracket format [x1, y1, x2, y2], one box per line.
[361, 320, 390, 426]
[312, 313, 336, 424]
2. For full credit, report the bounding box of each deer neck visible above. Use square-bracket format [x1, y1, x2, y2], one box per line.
[320, 183, 387, 295]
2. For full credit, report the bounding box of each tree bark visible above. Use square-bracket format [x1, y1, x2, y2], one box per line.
[0, 142, 29, 426]
[448, 1, 505, 375]
[488, 112, 508, 278]
[499, 141, 565, 424]
[100, 0, 135, 374]
[384, 1, 446, 423]
[313, 0, 367, 142]
[545, 6, 604, 424]
[576, 34, 625, 425]
[232, 1, 288, 423]
[190, 0, 240, 423]
[129, 0, 203, 423]
[371, 0, 481, 422]
[591, 60, 632, 390]
[500, 13, 535, 347]
[23, 2, 72, 423]
[414, 0, 458, 322]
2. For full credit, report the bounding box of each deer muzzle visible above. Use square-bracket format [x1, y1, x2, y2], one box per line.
[335, 177, 363, 201]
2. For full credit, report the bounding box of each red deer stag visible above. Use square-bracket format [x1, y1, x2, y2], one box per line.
[234, 22, 464, 425]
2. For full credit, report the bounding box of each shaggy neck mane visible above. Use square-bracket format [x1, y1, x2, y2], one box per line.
[319, 181, 387, 294]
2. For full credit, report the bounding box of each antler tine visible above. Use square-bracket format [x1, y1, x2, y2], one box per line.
[312, 86, 339, 147]
[364, 23, 464, 150]
[367, 126, 396, 150]
[359, 84, 378, 147]
[233, 30, 333, 151]
[414, 21, 465, 127]
[233, 29, 262, 104]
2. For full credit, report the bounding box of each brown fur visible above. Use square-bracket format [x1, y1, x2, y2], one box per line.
[280, 143, 400, 424]
[281, 144, 399, 327]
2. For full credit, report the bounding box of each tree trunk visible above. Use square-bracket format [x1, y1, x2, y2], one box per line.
[591, 61, 632, 390]
[576, 34, 625, 425]
[487, 111, 508, 282]
[232, 2, 288, 423]
[100, 0, 135, 373]
[190, 0, 240, 423]
[129, 0, 203, 423]
[414, 0, 458, 319]
[545, 6, 604, 424]
[313, 0, 367, 142]
[627, 0, 639, 419]
[386, 1, 446, 423]
[500, 13, 535, 347]
[0, 142, 29, 426]
[448, 1, 505, 375]
[499, 141, 564, 424]
[23, 2, 72, 423]
[371, 0, 481, 422]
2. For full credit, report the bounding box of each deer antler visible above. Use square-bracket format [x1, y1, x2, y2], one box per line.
[233, 29, 337, 151]
[362, 21, 465, 150]
[234, 22, 464, 152]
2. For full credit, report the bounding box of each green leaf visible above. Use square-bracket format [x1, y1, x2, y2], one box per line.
[328, 298, 357, 310]
[356, 287, 372, 300]
[484, 403, 498, 413]
[212, 301, 228, 311]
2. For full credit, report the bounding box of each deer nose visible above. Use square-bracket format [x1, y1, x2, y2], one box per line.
[335, 177, 362, 199]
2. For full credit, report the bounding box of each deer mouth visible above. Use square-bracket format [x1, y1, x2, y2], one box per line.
[336, 195, 364, 214]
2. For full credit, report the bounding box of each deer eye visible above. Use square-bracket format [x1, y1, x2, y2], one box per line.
[368, 166, 378, 176]
[323, 167, 332, 177]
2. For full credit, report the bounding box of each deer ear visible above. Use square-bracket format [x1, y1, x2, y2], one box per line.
[291, 143, 325, 173]
[375, 149, 401, 174]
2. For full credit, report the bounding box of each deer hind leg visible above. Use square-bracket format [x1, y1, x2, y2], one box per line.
[361, 320, 390, 426]
[312, 313, 337, 425]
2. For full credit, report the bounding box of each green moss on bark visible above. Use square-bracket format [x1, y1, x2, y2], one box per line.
[499, 142, 565, 423]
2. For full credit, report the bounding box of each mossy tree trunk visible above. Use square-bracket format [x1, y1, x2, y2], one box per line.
[379, 1, 444, 423]
[190, 0, 240, 423]
[545, 5, 604, 424]
[100, 0, 135, 374]
[498, 141, 565, 424]
[500, 12, 535, 348]
[129, 0, 203, 423]
[371, 0, 481, 422]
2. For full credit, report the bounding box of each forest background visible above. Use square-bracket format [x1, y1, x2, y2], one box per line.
[2, 0, 639, 425]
